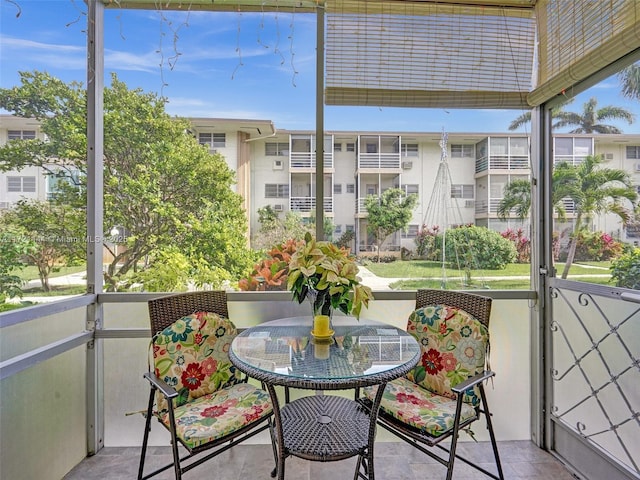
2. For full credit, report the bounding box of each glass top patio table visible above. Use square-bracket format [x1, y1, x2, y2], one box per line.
[229, 316, 420, 480]
[229, 316, 421, 391]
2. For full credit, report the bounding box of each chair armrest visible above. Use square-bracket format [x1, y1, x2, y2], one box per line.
[143, 371, 179, 399]
[451, 370, 495, 394]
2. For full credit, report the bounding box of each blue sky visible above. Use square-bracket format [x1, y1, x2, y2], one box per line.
[1, 0, 639, 134]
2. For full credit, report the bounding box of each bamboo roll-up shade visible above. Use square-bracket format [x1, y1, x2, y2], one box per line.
[325, 1, 536, 109]
[529, 0, 640, 106]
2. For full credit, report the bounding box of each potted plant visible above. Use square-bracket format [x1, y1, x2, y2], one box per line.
[287, 232, 373, 320]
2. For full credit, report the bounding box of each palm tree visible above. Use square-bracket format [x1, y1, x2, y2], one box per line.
[618, 62, 640, 101]
[553, 97, 635, 133]
[508, 96, 635, 133]
[507, 100, 573, 131]
[559, 154, 637, 278]
[497, 172, 570, 222]
[497, 155, 637, 278]
[497, 179, 532, 219]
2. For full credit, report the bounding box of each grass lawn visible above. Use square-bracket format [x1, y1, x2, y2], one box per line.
[14, 265, 86, 282]
[22, 285, 87, 296]
[365, 260, 612, 279]
[390, 276, 614, 290]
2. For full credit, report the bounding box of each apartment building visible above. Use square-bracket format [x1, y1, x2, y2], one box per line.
[2, 114, 640, 252]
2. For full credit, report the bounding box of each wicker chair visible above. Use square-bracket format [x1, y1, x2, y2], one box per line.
[362, 289, 504, 480]
[138, 291, 276, 480]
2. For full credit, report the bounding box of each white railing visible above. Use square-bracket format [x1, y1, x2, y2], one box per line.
[290, 196, 333, 213]
[357, 197, 368, 214]
[486, 156, 530, 170]
[290, 152, 333, 169]
[358, 153, 401, 169]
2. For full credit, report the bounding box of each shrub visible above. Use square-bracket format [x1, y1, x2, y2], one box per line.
[573, 231, 624, 261]
[238, 239, 298, 291]
[611, 248, 640, 289]
[500, 228, 531, 263]
[443, 225, 516, 270]
[414, 225, 440, 259]
[335, 230, 355, 250]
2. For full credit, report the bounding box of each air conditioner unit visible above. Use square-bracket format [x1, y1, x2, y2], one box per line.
[209, 148, 218, 154]
[464, 200, 475, 208]
[635, 163, 640, 172]
[402, 161, 412, 169]
[273, 204, 284, 212]
[273, 160, 284, 170]
[605, 153, 613, 160]
[0, 202, 9, 209]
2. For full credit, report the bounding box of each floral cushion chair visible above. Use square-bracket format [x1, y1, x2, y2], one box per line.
[138, 292, 275, 480]
[363, 289, 504, 480]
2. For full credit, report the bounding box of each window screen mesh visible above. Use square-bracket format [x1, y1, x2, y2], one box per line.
[325, 1, 536, 109]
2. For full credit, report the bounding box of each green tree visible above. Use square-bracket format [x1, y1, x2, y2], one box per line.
[618, 62, 640, 101]
[364, 188, 417, 262]
[508, 96, 635, 133]
[497, 172, 570, 222]
[553, 97, 635, 134]
[253, 209, 333, 250]
[498, 155, 637, 278]
[507, 100, 573, 131]
[559, 155, 636, 278]
[496, 179, 532, 219]
[0, 226, 35, 299]
[0, 71, 253, 291]
[611, 248, 640, 289]
[0, 200, 85, 291]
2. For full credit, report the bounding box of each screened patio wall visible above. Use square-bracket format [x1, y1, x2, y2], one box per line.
[1, 1, 639, 479]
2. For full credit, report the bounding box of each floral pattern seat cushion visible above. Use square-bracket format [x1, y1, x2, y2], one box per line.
[364, 303, 489, 437]
[151, 311, 273, 448]
[363, 377, 477, 437]
[158, 382, 272, 449]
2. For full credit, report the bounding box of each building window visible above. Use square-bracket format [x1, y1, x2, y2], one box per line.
[346, 143, 355, 152]
[265, 184, 289, 198]
[198, 132, 225, 148]
[333, 183, 342, 194]
[8, 176, 36, 193]
[8, 130, 36, 141]
[334, 143, 342, 152]
[401, 143, 418, 156]
[334, 224, 342, 235]
[346, 183, 355, 194]
[402, 184, 419, 195]
[265, 142, 289, 156]
[627, 146, 640, 159]
[451, 184, 474, 198]
[401, 224, 420, 238]
[366, 143, 377, 153]
[451, 144, 474, 158]
[346, 224, 355, 232]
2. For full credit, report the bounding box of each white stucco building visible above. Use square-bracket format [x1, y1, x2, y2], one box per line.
[2, 114, 640, 252]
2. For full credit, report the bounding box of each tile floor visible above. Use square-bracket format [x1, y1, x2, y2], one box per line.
[65, 440, 578, 480]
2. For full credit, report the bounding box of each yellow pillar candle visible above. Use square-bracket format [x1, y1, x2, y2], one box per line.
[313, 315, 331, 336]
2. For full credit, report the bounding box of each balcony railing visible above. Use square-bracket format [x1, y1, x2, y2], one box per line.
[357, 197, 367, 214]
[289, 152, 334, 169]
[290, 196, 333, 213]
[0, 291, 535, 479]
[358, 153, 401, 169]
[475, 156, 530, 172]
